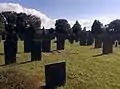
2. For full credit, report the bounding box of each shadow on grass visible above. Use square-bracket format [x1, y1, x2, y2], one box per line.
[92, 53, 104, 57]
[43, 50, 61, 53]
[0, 53, 4, 55]
[0, 61, 34, 67]
[92, 53, 113, 57]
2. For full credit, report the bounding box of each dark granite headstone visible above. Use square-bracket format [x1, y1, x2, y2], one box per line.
[57, 39, 65, 50]
[4, 41, 16, 65]
[45, 62, 66, 88]
[42, 39, 51, 52]
[24, 39, 32, 53]
[87, 38, 93, 45]
[80, 38, 86, 46]
[2, 35, 6, 40]
[24, 26, 34, 53]
[68, 34, 74, 44]
[86, 34, 93, 45]
[94, 37, 102, 48]
[115, 41, 118, 47]
[57, 34, 65, 50]
[74, 35, 79, 42]
[103, 36, 113, 54]
[31, 40, 42, 61]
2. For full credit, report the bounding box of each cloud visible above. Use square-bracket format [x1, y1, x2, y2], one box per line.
[0, 3, 55, 29]
[0, 3, 116, 30]
[69, 16, 114, 30]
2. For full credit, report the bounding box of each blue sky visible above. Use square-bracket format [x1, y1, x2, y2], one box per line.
[0, 0, 120, 29]
[0, 0, 120, 20]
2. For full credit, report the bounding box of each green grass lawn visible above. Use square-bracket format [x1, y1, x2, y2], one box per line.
[0, 40, 120, 89]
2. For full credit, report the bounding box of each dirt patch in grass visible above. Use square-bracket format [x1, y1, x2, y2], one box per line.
[0, 67, 44, 89]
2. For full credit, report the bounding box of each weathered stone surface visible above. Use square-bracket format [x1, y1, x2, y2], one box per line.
[4, 41, 16, 65]
[94, 37, 102, 48]
[31, 40, 42, 61]
[45, 62, 66, 88]
[103, 36, 113, 54]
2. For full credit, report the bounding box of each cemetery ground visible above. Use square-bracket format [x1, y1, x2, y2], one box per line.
[0, 41, 120, 89]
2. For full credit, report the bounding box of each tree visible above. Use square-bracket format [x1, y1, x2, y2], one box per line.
[91, 20, 103, 38]
[55, 19, 70, 34]
[72, 21, 82, 42]
[91, 20, 103, 48]
[108, 19, 120, 33]
[108, 19, 120, 44]
[72, 21, 82, 34]
[55, 19, 70, 50]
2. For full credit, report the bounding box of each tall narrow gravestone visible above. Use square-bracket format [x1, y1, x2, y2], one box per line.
[31, 29, 43, 61]
[31, 39, 42, 61]
[24, 39, 32, 53]
[68, 33, 74, 44]
[45, 62, 66, 88]
[2, 35, 5, 40]
[42, 39, 51, 52]
[4, 41, 16, 65]
[94, 37, 102, 48]
[24, 26, 34, 53]
[103, 36, 113, 54]
[79, 31, 87, 46]
[57, 34, 65, 50]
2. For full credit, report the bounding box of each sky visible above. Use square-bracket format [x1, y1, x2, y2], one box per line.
[0, 0, 120, 30]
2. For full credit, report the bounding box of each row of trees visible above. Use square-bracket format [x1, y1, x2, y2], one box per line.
[0, 11, 120, 64]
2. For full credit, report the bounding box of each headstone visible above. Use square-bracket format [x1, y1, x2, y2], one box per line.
[42, 39, 51, 52]
[74, 35, 79, 42]
[115, 40, 118, 47]
[2, 35, 5, 40]
[24, 39, 32, 53]
[31, 40, 42, 61]
[68, 34, 74, 44]
[79, 31, 87, 46]
[94, 37, 102, 48]
[86, 33, 93, 45]
[57, 34, 65, 50]
[103, 36, 113, 54]
[57, 39, 65, 50]
[4, 41, 16, 65]
[24, 26, 34, 53]
[14, 41, 18, 54]
[80, 38, 86, 46]
[87, 38, 93, 45]
[45, 62, 66, 88]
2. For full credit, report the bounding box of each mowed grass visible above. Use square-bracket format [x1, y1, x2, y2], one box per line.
[0, 40, 120, 89]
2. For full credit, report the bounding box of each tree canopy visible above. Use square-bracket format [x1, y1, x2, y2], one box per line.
[55, 19, 71, 34]
[91, 20, 103, 37]
[72, 20, 82, 34]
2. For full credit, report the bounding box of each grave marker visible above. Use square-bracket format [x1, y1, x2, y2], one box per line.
[45, 62, 66, 88]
